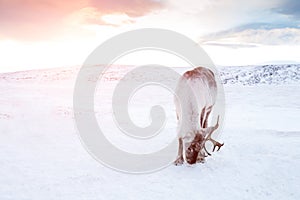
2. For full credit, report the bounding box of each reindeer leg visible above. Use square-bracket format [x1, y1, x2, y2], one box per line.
[174, 137, 184, 165]
[196, 150, 207, 163]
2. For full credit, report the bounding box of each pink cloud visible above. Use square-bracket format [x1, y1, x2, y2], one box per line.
[0, 0, 164, 40]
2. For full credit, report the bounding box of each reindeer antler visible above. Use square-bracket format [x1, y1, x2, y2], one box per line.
[203, 116, 224, 156]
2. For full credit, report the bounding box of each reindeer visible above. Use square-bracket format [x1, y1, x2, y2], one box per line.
[174, 67, 224, 165]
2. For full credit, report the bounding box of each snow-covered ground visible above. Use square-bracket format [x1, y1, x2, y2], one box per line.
[0, 65, 299, 200]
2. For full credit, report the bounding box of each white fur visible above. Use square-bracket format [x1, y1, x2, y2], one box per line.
[174, 67, 217, 159]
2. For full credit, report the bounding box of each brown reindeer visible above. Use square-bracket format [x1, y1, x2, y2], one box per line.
[174, 67, 223, 165]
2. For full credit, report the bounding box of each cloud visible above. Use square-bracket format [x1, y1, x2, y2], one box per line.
[196, 0, 300, 47]
[65, 7, 136, 27]
[0, 0, 164, 40]
[1, 0, 299, 43]
[199, 17, 300, 48]
[274, 0, 300, 18]
[202, 42, 258, 49]
[89, 0, 164, 17]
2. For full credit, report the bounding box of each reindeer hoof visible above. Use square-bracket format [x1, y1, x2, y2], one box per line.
[196, 157, 205, 163]
[174, 157, 184, 166]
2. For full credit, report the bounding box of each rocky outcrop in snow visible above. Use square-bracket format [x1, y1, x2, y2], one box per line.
[219, 64, 300, 85]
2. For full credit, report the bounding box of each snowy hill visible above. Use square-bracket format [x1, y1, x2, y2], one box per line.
[1, 64, 300, 85]
[220, 64, 300, 85]
[0, 65, 299, 200]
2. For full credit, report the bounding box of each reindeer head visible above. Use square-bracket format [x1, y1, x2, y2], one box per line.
[185, 133, 204, 164]
[185, 116, 223, 164]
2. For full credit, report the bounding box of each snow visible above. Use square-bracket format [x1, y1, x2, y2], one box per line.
[219, 64, 300, 85]
[0, 65, 299, 199]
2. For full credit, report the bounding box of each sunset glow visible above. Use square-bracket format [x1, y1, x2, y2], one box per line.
[0, 0, 300, 72]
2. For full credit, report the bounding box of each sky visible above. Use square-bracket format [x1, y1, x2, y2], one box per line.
[0, 0, 300, 72]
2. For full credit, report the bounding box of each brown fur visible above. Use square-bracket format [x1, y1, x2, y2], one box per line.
[185, 134, 204, 164]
